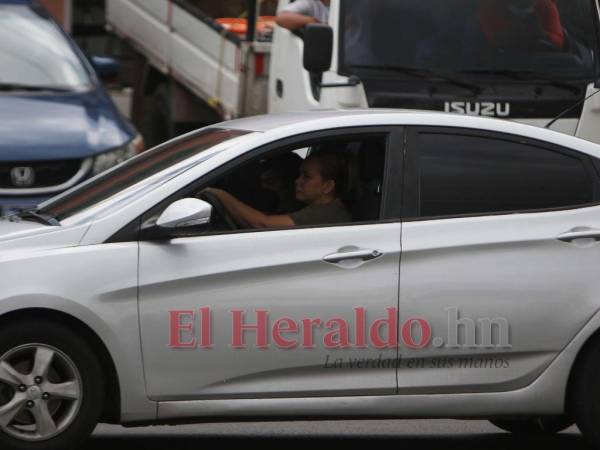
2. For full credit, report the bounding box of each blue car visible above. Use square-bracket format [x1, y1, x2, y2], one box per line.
[0, 0, 142, 215]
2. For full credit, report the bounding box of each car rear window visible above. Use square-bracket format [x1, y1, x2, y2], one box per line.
[415, 132, 595, 218]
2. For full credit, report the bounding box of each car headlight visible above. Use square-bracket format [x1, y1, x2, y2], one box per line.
[92, 134, 145, 175]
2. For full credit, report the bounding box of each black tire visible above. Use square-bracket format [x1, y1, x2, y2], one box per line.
[490, 417, 573, 435]
[574, 341, 600, 448]
[0, 320, 104, 450]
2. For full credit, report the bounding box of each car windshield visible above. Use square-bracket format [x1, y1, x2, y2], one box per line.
[340, 0, 599, 81]
[38, 128, 252, 221]
[0, 4, 90, 90]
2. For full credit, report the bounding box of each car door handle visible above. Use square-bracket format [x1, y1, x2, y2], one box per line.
[323, 249, 383, 264]
[557, 228, 600, 243]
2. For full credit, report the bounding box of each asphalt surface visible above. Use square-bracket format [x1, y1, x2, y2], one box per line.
[85, 420, 590, 450]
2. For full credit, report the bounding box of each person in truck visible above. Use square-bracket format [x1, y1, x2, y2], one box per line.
[275, 0, 330, 31]
[477, 0, 565, 51]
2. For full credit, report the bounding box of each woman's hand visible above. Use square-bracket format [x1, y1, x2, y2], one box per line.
[197, 187, 294, 229]
[197, 187, 222, 199]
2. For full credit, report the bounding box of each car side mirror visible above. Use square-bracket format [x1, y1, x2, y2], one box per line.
[91, 56, 120, 81]
[303, 24, 333, 74]
[156, 198, 213, 229]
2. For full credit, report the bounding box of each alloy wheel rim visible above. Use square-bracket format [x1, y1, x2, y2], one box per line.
[0, 344, 82, 441]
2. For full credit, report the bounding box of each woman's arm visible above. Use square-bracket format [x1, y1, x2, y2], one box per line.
[204, 188, 295, 229]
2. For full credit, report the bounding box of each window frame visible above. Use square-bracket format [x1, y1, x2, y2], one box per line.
[402, 126, 600, 222]
[108, 126, 405, 243]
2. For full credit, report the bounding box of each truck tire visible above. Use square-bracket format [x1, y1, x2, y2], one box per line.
[0, 320, 104, 450]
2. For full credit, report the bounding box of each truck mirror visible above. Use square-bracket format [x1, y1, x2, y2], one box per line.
[303, 24, 333, 74]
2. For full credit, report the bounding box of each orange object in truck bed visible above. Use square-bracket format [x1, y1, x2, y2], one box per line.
[216, 16, 276, 37]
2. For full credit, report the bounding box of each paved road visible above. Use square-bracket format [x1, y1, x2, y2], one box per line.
[86, 420, 590, 450]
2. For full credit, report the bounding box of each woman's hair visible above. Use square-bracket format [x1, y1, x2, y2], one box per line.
[307, 152, 348, 195]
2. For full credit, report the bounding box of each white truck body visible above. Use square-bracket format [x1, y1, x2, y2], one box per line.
[106, 0, 269, 120]
[106, 0, 600, 145]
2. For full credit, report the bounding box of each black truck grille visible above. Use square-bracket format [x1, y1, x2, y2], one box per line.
[0, 160, 82, 189]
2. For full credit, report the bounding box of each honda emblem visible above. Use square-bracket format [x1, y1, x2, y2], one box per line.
[10, 167, 35, 187]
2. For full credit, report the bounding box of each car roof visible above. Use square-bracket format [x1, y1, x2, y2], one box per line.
[220, 109, 600, 159]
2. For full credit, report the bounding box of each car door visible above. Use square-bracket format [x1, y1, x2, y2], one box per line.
[137, 128, 404, 400]
[397, 127, 600, 394]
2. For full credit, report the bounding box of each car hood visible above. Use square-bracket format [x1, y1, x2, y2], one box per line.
[0, 218, 88, 253]
[0, 89, 134, 162]
[0, 219, 48, 239]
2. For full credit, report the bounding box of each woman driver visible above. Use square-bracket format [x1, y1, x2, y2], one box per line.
[203, 152, 351, 228]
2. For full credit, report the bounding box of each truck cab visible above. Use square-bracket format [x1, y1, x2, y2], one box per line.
[269, 0, 600, 142]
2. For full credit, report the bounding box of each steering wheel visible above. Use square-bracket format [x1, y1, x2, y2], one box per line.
[199, 191, 239, 230]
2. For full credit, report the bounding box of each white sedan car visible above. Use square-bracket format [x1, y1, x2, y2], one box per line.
[1, 111, 600, 449]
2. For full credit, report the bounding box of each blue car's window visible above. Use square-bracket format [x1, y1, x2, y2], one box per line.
[0, 4, 90, 89]
[39, 128, 252, 220]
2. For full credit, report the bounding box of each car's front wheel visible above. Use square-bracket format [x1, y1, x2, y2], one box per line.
[489, 417, 573, 434]
[0, 320, 104, 450]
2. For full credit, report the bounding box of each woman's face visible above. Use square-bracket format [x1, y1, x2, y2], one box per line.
[295, 158, 334, 204]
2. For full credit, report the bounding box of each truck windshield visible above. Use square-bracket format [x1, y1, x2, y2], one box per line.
[340, 0, 599, 81]
[0, 4, 90, 90]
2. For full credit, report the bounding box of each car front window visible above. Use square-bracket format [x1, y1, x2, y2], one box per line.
[0, 4, 90, 90]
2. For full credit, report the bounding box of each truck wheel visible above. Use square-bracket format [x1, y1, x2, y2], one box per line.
[0, 320, 104, 450]
[574, 340, 600, 448]
[489, 417, 573, 434]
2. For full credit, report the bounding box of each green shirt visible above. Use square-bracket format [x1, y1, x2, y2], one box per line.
[290, 200, 351, 227]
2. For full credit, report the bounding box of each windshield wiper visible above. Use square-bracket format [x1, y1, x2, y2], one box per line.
[0, 83, 73, 93]
[349, 64, 482, 95]
[8, 208, 61, 226]
[458, 69, 581, 94]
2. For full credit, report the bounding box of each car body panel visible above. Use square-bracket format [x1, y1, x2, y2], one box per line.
[0, 239, 157, 422]
[155, 302, 600, 422]
[139, 223, 401, 400]
[398, 205, 600, 393]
